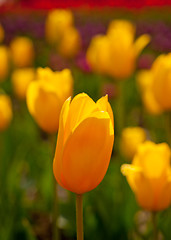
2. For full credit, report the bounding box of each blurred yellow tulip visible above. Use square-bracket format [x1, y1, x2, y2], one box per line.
[0, 93, 13, 131]
[120, 127, 146, 160]
[26, 67, 73, 133]
[136, 70, 162, 115]
[121, 141, 171, 211]
[0, 24, 4, 43]
[10, 37, 34, 67]
[58, 27, 81, 58]
[87, 20, 150, 79]
[0, 46, 9, 81]
[11, 68, 35, 99]
[152, 53, 171, 111]
[45, 9, 73, 44]
[53, 93, 114, 194]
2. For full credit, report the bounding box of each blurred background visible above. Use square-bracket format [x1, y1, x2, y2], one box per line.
[0, 0, 171, 240]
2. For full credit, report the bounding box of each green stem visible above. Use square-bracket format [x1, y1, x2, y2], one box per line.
[53, 180, 60, 240]
[116, 80, 125, 136]
[152, 212, 158, 240]
[165, 112, 171, 146]
[76, 194, 84, 240]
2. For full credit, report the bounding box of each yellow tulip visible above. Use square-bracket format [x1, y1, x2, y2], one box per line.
[136, 70, 162, 115]
[11, 68, 35, 99]
[0, 24, 4, 43]
[121, 141, 171, 211]
[0, 46, 9, 81]
[86, 20, 150, 79]
[10, 37, 34, 67]
[26, 67, 73, 133]
[45, 9, 73, 44]
[58, 27, 81, 58]
[0, 94, 13, 131]
[120, 127, 146, 160]
[152, 53, 171, 111]
[53, 93, 114, 194]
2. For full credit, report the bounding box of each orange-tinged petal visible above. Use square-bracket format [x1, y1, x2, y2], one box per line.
[134, 34, 151, 56]
[158, 179, 171, 211]
[61, 111, 114, 194]
[53, 97, 71, 187]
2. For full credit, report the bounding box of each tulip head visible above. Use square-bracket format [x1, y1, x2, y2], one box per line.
[45, 9, 73, 44]
[26, 67, 73, 133]
[136, 70, 162, 115]
[152, 53, 171, 111]
[120, 127, 146, 160]
[121, 141, 171, 211]
[10, 37, 34, 67]
[53, 93, 114, 194]
[0, 46, 9, 81]
[0, 93, 13, 131]
[12, 68, 35, 100]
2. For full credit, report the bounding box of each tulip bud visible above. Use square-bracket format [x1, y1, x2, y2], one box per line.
[12, 68, 35, 99]
[10, 37, 34, 67]
[121, 141, 171, 211]
[26, 67, 73, 133]
[0, 46, 9, 81]
[0, 93, 13, 131]
[53, 93, 114, 194]
[120, 127, 147, 160]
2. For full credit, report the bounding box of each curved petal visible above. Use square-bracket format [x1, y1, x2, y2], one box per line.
[53, 97, 71, 187]
[61, 111, 114, 194]
[134, 34, 151, 56]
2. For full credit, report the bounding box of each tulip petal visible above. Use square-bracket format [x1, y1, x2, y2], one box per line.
[64, 93, 98, 140]
[61, 110, 114, 194]
[96, 95, 114, 128]
[134, 34, 151, 56]
[53, 97, 71, 187]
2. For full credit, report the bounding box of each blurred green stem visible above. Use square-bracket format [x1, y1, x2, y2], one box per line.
[76, 194, 84, 240]
[116, 80, 125, 136]
[152, 212, 158, 240]
[53, 177, 60, 240]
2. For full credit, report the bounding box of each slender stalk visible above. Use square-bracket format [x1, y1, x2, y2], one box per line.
[165, 112, 171, 146]
[53, 179, 60, 240]
[76, 194, 84, 240]
[152, 212, 158, 240]
[116, 80, 125, 136]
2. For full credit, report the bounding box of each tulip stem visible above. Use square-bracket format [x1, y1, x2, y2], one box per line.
[117, 80, 125, 136]
[53, 180, 60, 240]
[76, 194, 84, 240]
[152, 212, 158, 240]
[165, 112, 171, 146]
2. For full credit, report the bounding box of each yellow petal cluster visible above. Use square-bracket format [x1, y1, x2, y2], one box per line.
[0, 94, 13, 131]
[0, 46, 9, 81]
[120, 127, 147, 160]
[26, 67, 73, 133]
[152, 53, 171, 111]
[136, 70, 162, 115]
[45, 9, 81, 58]
[11, 68, 35, 100]
[10, 37, 34, 67]
[87, 20, 150, 79]
[0, 24, 4, 43]
[121, 141, 171, 211]
[53, 93, 114, 194]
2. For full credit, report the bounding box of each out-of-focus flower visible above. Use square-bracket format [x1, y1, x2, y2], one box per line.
[58, 27, 81, 58]
[121, 141, 171, 211]
[45, 9, 73, 44]
[120, 127, 147, 160]
[152, 53, 171, 111]
[26, 67, 73, 133]
[0, 24, 4, 43]
[11, 68, 35, 100]
[137, 70, 162, 115]
[0, 93, 13, 131]
[53, 93, 114, 194]
[0, 46, 9, 81]
[87, 20, 150, 79]
[10, 37, 34, 67]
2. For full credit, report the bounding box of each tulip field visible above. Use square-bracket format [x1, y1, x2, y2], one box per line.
[0, 6, 171, 240]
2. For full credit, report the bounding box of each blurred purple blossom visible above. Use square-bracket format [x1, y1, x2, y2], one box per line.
[137, 53, 155, 69]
